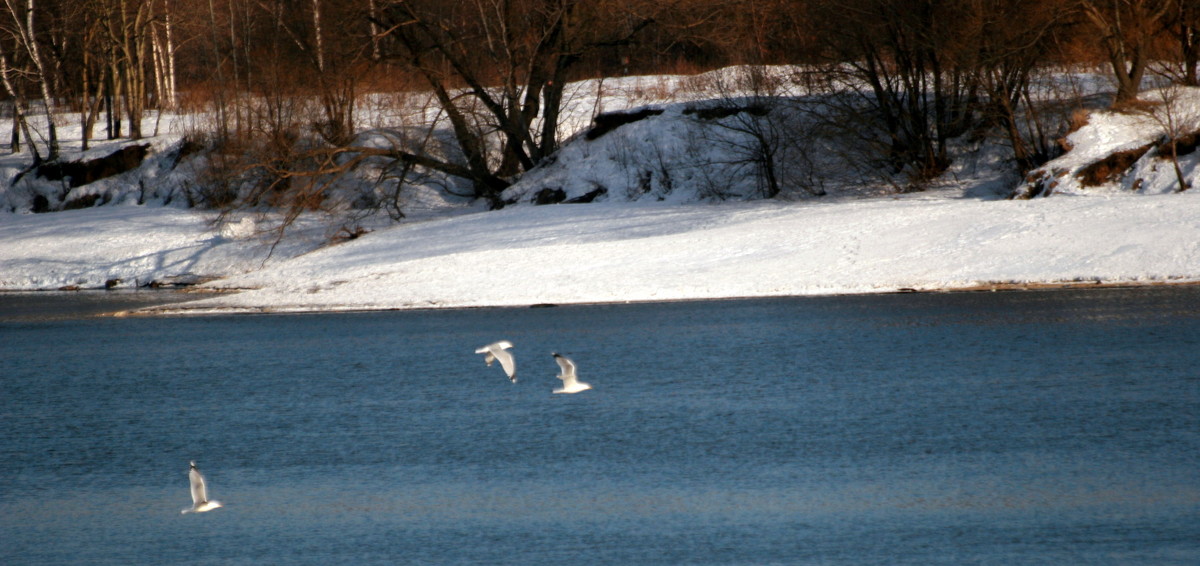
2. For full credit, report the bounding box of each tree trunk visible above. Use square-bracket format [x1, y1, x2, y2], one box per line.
[119, 0, 146, 139]
[10, 112, 19, 153]
[4, 0, 59, 158]
[151, 22, 166, 109]
[108, 50, 122, 139]
[0, 50, 41, 163]
[367, 0, 381, 61]
[24, 0, 57, 158]
[1082, 0, 1171, 105]
[311, 0, 325, 73]
[1183, 21, 1199, 86]
[1109, 48, 1148, 104]
[162, 0, 177, 108]
[371, 0, 649, 204]
[82, 48, 93, 151]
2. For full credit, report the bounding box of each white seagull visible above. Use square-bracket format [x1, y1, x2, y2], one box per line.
[181, 461, 223, 514]
[476, 340, 517, 383]
[552, 353, 592, 394]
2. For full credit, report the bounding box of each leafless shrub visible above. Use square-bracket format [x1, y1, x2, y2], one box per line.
[1138, 85, 1200, 191]
[683, 66, 825, 200]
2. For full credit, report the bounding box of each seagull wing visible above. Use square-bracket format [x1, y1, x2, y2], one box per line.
[189, 467, 209, 505]
[492, 348, 516, 380]
[476, 340, 513, 354]
[553, 354, 577, 383]
[477, 341, 515, 379]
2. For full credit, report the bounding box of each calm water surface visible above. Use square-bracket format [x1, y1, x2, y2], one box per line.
[2, 288, 1199, 565]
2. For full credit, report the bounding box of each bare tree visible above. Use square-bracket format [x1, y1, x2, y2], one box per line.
[95, 0, 156, 139]
[1163, 0, 1199, 86]
[372, 0, 655, 206]
[250, 0, 362, 145]
[1079, 0, 1171, 105]
[0, 47, 41, 161]
[811, 0, 982, 187]
[1140, 84, 1200, 192]
[3, 0, 60, 158]
[150, 0, 178, 109]
[804, 0, 1083, 184]
[204, 0, 230, 141]
[971, 0, 1072, 174]
[686, 66, 825, 199]
[75, 2, 108, 150]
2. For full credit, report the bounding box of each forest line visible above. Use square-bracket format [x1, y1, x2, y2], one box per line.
[2, 1, 1198, 211]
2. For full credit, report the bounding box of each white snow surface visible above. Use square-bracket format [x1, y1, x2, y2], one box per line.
[3, 191, 1199, 314]
[3, 73, 1200, 314]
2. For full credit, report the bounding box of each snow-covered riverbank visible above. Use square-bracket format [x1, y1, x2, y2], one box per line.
[4, 74, 1200, 314]
[4, 190, 1199, 315]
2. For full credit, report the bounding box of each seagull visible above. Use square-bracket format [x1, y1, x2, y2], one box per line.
[476, 340, 517, 383]
[181, 461, 223, 514]
[552, 353, 592, 394]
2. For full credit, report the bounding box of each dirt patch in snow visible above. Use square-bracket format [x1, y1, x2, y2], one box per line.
[1076, 143, 1153, 187]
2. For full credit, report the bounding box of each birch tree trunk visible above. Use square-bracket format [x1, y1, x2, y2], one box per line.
[103, 0, 155, 139]
[161, 0, 177, 108]
[125, 0, 147, 139]
[151, 21, 166, 109]
[0, 49, 41, 163]
[4, 0, 59, 159]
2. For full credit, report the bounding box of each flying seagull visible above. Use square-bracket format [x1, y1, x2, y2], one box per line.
[181, 461, 223, 514]
[476, 340, 517, 383]
[552, 353, 592, 394]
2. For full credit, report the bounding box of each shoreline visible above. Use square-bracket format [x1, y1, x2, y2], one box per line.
[94, 277, 1200, 317]
[6, 277, 1199, 321]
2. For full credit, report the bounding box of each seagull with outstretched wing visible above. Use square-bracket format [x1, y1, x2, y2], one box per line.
[182, 461, 223, 514]
[552, 353, 592, 394]
[476, 340, 517, 383]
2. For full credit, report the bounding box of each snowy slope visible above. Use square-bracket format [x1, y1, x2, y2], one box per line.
[154, 193, 1200, 313]
[1016, 86, 1200, 197]
[0, 206, 328, 290]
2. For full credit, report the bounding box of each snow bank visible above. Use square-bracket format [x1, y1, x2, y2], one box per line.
[1016, 86, 1200, 197]
[0, 206, 327, 290]
[3, 192, 1174, 315]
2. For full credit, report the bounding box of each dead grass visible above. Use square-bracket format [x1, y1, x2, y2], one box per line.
[1156, 130, 1200, 157]
[1067, 107, 1092, 134]
[1109, 97, 1161, 115]
[1055, 108, 1094, 153]
[1076, 142, 1153, 187]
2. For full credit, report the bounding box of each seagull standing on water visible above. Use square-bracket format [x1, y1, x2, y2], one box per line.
[182, 461, 223, 514]
[552, 353, 592, 394]
[476, 340, 517, 383]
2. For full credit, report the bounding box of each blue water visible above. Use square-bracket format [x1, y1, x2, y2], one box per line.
[2, 288, 1199, 565]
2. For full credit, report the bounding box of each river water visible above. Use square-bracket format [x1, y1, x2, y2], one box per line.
[2, 288, 1198, 565]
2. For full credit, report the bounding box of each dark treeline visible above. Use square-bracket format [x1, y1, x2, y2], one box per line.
[3, 0, 1198, 209]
